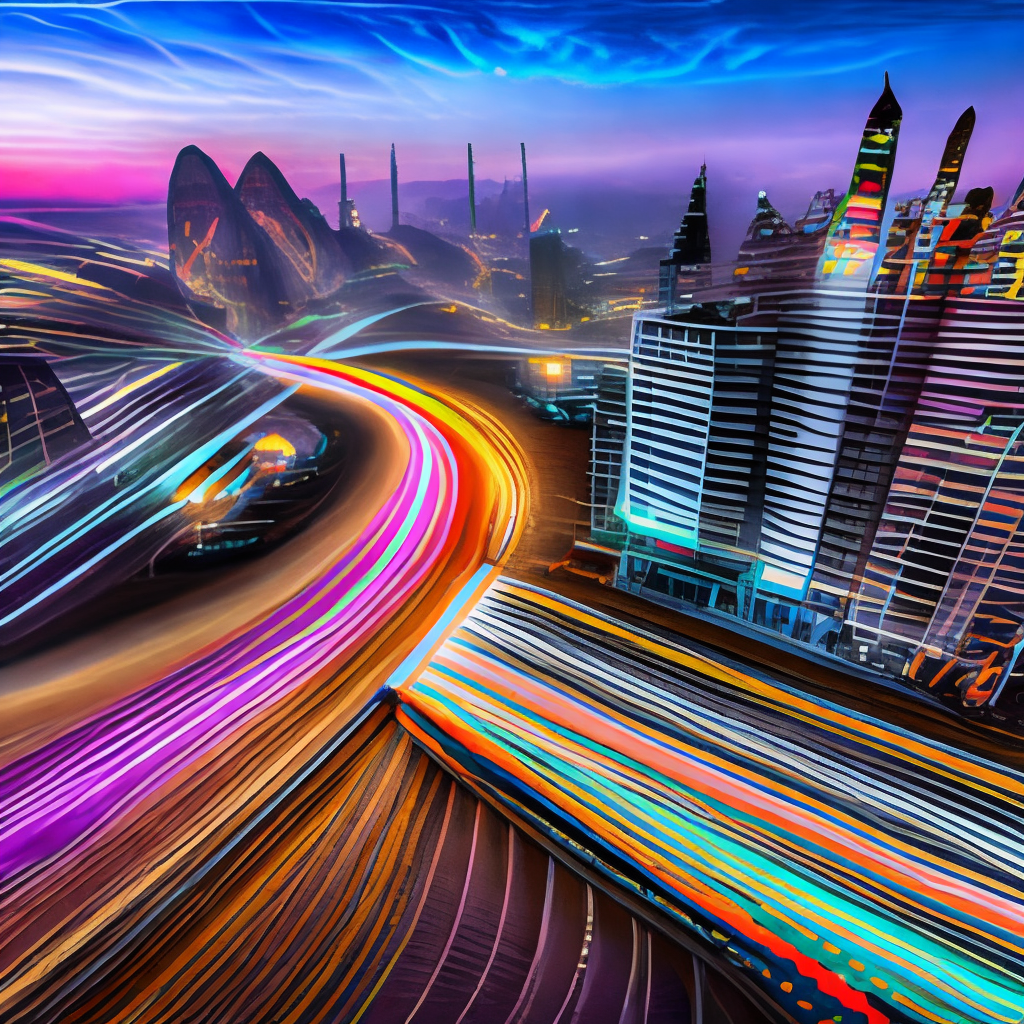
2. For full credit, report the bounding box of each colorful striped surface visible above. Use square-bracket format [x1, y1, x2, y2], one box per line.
[398, 578, 1024, 1024]
[0, 357, 526, 1020]
[2, 704, 768, 1023]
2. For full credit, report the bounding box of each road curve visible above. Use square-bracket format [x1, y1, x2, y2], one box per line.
[0, 357, 528, 1019]
[0, 383, 407, 762]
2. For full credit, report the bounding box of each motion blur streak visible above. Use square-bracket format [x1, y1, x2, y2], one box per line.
[0, 365, 453, 877]
[0, 359, 528, 1021]
[0, 706, 741, 1024]
[397, 578, 1024, 1024]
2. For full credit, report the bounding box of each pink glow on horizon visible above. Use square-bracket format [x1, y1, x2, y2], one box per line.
[4, 105, 1022, 211]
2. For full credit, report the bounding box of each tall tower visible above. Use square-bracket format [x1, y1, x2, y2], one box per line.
[875, 106, 975, 294]
[467, 143, 477, 235]
[390, 143, 399, 232]
[339, 152, 352, 229]
[922, 106, 975, 222]
[658, 164, 711, 310]
[521, 142, 531, 236]
[819, 73, 902, 282]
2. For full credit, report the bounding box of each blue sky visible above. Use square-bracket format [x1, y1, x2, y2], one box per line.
[3, 0, 1023, 230]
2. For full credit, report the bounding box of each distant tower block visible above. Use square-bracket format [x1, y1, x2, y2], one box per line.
[521, 142, 531, 236]
[530, 229, 568, 329]
[820, 72, 902, 281]
[339, 152, 355, 229]
[658, 163, 712, 310]
[467, 143, 477, 235]
[390, 143, 399, 231]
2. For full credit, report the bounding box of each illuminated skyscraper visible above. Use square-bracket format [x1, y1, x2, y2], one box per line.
[874, 107, 974, 295]
[922, 106, 975, 221]
[919, 186, 994, 297]
[819, 74, 902, 281]
[615, 316, 715, 550]
[658, 164, 711, 309]
[590, 79, 1024, 720]
[961, 174, 1024, 298]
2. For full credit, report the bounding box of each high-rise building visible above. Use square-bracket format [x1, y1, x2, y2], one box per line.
[730, 190, 837, 291]
[850, 296, 1024, 654]
[615, 315, 716, 550]
[467, 143, 477, 235]
[592, 75, 1024, 720]
[390, 143, 399, 231]
[874, 107, 974, 295]
[590, 363, 629, 544]
[819, 73, 902, 281]
[658, 165, 711, 310]
[960, 174, 1024, 298]
[338, 152, 359, 229]
[530, 229, 569, 329]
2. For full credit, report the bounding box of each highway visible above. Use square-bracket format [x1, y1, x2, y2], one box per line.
[5, 250, 1024, 1024]
[0, 374, 403, 761]
[0, 231, 292, 646]
[0, 354, 529, 1021]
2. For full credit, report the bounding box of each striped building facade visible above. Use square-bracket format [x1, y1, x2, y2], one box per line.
[590, 73, 1024, 722]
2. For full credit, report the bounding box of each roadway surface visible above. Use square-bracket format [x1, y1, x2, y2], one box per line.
[0, 381, 403, 761]
[4, 268, 1024, 1024]
[0, 355, 529, 1021]
[362, 351, 1024, 771]
[398, 577, 1024, 1024]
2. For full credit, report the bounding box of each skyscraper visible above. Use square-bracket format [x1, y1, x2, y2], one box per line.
[520, 142, 531, 237]
[658, 164, 711, 310]
[338, 152, 359, 229]
[590, 363, 629, 544]
[819, 73, 902, 282]
[615, 316, 716, 551]
[467, 143, 477, 235]
[591, 78, 1024, 720]
[530, 229, 568, 329]
[961, 174, 1024, 298]
[874, 107, 975, 295]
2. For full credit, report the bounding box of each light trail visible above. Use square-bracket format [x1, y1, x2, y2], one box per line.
[397, 578, 1024, 1024]
[0, 367, 457, 880]
[0, 355, 528, 1021]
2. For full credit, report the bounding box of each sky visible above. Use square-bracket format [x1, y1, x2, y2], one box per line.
[2, 0, 1024, 245]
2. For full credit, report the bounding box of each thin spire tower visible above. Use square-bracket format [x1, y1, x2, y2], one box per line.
[339, 152, 350, 229]
[468, 143, 477, 235]
[520, 142, 530, 235]
[390, 143, 399, 231]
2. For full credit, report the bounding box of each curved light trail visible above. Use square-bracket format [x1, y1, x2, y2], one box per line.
[397, 578, 1024, 1024]
[0, 355, 527, 1019]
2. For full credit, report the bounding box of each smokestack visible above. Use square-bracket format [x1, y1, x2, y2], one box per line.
[339, 152, 350, 229]
[521, 142, 530, 235]
[390, 143, 399, 231]
[467, 143, 477, 235]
